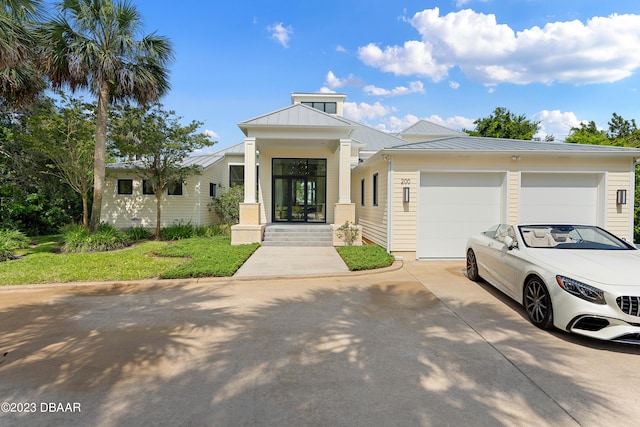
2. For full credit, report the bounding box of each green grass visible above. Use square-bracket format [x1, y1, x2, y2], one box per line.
[337, 244, 395, 271]
[0, 234, 388, 285]
[154, 236, 259, 278]
[0, 240, 184, 285]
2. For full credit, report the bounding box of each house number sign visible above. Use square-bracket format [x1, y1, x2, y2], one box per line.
[400, 179, 411, 185]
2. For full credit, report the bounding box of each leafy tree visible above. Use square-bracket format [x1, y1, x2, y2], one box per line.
[1, 99, 83, 234]
[40, 0, 174, 233]
[565, 121, 609, 145]
[0, 0, 47, 105]
[25, 95, 95, 228]
[110, 104, 215, 239]
[464, 107, 540, 140]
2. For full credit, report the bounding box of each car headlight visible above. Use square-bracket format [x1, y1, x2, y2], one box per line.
[556, 275, 606, 305]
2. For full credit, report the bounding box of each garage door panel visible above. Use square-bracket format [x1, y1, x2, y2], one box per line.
[418, 172, 504, 259]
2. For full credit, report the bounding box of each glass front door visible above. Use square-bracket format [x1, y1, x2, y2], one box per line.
[273, 159, 326, 223]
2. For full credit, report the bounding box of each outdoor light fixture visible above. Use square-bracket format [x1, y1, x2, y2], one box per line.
[617, 189, 627, 205]
[403, 187, 410, 203]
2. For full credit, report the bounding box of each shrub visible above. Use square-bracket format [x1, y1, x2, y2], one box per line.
[127, 226, 152, 241]
[160, 221, 195, 240]
[209, 185, 243, 225]
[0, 229, 31, 261]
[62, 223, 130, 253]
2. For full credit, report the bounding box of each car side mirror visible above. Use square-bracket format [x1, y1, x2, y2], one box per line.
[504, 236, 517, 250]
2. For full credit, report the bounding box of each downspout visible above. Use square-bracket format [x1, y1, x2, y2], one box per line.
[386, 153, 393, 253]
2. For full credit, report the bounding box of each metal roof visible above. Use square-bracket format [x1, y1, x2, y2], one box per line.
[238, 103, 354, 130]
[388, 136, 640, 154]
[342, 117, 407, 152]
[107, 142, 245, 170]
[398, 119, 465, 137]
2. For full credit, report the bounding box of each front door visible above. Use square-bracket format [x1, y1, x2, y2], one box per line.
[273, 159, 326, 223]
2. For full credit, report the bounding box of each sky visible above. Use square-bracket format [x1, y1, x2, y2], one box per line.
[124, 0, 640, 152]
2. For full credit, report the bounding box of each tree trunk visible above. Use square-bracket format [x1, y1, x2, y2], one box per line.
[82, 193, 89, 229]
[89, 83, 109, 233]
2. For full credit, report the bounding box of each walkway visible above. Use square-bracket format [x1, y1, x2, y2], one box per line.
[233, 246, 349, 278]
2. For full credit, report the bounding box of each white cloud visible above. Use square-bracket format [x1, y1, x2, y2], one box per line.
[336, 45, 347, 53]
[449, 80, 460, 89]
[203, 129, 219, 140]
[363, 81, 425, 96]
[343, 101, 390, 122]
[532, 110, 583, 141]
[325, 71, 362, 89]
[267, 22, 293, 48]
[358, 7, 640, 85]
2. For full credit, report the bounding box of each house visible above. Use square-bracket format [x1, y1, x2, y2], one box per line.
[102, 92, 640, 259]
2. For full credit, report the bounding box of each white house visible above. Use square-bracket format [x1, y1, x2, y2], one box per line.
[103, 92, 640, 259]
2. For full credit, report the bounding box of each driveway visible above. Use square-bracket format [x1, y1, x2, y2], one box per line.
[1, 261, 639, 426]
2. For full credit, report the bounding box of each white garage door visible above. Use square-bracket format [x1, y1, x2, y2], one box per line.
[519, 173, 601, 225]
[417, 172, 505, 259]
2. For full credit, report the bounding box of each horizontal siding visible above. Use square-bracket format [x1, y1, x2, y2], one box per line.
[352, 159, 388, 248]
[607, 171, 632, 240]
[391, 171, 417, 251]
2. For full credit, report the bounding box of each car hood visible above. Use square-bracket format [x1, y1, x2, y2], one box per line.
[527, 249, 640, 286]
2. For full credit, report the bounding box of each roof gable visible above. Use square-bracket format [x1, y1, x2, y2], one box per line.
[239, 103, 353, 132]
[399, 119, 464, 138]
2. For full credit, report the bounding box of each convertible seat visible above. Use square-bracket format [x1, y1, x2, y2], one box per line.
[524, 229, 557, 247]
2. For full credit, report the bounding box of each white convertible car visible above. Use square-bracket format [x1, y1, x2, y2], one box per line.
[466, 224, 640, 343]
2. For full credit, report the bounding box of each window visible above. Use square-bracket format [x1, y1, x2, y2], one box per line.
[142, 180, 155, 195]
[229, 165, 244, 187]
[210, 183, 217, 197]
[372, 173, 378, 206]
[117, 179, 133, 195]
[167, 181, 183, 196]
[360, 179, 365, 206]
[301, 101, 337, 114]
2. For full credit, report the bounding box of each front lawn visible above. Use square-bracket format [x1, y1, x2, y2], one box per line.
[0, 235, 258, 285]
[337, 244, 395, 271]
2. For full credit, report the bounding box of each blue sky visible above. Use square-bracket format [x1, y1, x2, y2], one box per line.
[129, 0, 640, 152]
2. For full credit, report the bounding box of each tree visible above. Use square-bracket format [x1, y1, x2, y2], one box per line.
[464, 107, 540, 140]
[565, 121, 609, 145]
[25, 95, 95, 228]
[110, 104, 215, 239]
[1, 99, 83, 234]
[0, 0, 46, 105]
[40, 0, 174, 232]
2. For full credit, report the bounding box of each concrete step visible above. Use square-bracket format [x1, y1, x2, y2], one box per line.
[262, 224, 333, 247]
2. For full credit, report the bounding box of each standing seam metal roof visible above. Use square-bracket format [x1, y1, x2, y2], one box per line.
[388, 136, 640, 153]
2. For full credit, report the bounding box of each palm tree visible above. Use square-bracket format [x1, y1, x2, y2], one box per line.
[0, 0, 46, 105]
[40, 0, 173, 231]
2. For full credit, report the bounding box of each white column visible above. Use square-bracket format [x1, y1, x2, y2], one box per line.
[244, 137, 256, 203]
[338, 138, 351, 203]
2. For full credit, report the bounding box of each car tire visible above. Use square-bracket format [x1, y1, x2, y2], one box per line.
[466, 249, 481, 282]
[524, 277, 554, 329]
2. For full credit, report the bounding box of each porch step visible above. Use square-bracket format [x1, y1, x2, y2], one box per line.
[262, 224, 333, 247]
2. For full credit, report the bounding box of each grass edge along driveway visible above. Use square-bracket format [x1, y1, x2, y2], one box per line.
[0, 236, 259, 286]
[0, 236, 394, 286]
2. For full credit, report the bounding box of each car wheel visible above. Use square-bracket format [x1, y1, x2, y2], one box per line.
[524, 277, 554, 329]
[466, 249, 481, 282]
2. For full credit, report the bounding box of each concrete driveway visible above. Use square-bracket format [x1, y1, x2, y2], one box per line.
[1, 261, 639, 426]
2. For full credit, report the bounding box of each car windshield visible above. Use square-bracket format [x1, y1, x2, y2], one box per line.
[518, 225, 633, 250]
